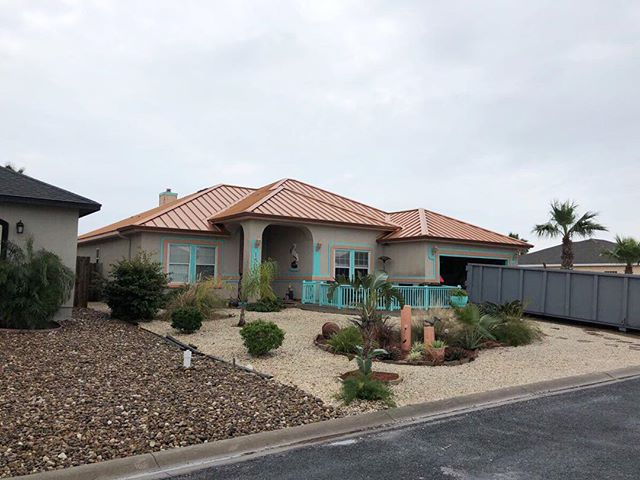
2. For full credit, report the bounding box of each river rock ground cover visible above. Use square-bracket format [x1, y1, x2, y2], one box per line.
[0, 309, 339, 478]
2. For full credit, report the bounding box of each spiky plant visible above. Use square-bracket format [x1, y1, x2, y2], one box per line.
[237, 258, 278, 327]
[327, 271, 404, 354]
[532, 200, 607, 269]
[603, 236, 640, 275]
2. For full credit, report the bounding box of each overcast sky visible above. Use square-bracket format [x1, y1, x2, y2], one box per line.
[1, 1, 638, 250]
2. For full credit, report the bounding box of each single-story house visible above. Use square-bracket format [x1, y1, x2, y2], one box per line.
[520, 238, 638, 274]
[78, 178, 530, 306]
[0, 167, 101, 320]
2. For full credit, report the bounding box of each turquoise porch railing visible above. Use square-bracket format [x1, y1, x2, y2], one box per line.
[301, 281, 458, 310]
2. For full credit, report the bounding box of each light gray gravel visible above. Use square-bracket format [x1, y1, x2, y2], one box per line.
[145, 307, 640, 409]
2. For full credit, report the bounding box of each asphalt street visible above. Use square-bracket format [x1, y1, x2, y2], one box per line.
[171, 377, 640, 480]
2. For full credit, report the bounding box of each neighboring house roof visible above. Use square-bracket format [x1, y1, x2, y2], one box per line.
[381, 208, 529, 247]
[0, 166, 101, 217]
[519, 239, 617, 265]
[79, 178, 529, 249]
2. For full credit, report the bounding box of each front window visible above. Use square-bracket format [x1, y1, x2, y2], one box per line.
[333, 249, 370, 280]
[334, 250, 350, 279]
[167, 243, 216, 284]
[195, 246, 216, 280]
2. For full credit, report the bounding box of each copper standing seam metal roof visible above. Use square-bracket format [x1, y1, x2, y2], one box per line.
[78, 178, 531, 248]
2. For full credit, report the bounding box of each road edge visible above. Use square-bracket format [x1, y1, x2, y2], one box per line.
[12, 365, 640, 480]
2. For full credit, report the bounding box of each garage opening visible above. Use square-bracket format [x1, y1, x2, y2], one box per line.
[439, 256, 506, 287]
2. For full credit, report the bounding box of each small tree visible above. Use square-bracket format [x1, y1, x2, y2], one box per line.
[532, 200, 607, 269]
[603, 236, 640, 274]
[237, 259, 278, 327]
[328, 271, 404, 355]
[508, 232, 528, 243]
[104, 252, 167, 321]
[0, 239, 74, 329]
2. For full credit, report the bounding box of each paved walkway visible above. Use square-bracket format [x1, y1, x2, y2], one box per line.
[172, 378, 640, 479]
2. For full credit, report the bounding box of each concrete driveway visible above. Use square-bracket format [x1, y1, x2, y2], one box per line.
[171, 377, 640, 480]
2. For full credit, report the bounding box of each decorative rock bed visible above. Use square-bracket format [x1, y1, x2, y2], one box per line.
[314, 335, 478, 367]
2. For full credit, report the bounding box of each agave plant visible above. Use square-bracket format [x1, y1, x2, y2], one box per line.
[327, 271, 404, 354]
[353, 345, 388, 376]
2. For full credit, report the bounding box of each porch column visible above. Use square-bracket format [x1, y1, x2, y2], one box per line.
[239, 219, 268, 277]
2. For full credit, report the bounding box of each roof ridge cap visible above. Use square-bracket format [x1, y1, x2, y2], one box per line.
[277, 187, 399, 227]
[279, 178, 387, 216]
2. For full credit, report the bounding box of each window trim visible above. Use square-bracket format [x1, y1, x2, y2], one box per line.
[164, 240, 218, 285]
[332, 248, 371, 280]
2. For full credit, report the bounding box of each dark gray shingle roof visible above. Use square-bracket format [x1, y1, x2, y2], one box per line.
[0, 167, 101, 217]
[519, 238, 617, 265]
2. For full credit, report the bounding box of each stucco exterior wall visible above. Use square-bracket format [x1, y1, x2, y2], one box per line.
[1, 203, 80, 321]
[77, 235, 138, 276]
[380, 242, 428, 283]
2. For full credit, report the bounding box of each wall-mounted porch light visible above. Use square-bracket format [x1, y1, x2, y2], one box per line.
[315, 242, 322, 251]
[16, 220, 24, 235]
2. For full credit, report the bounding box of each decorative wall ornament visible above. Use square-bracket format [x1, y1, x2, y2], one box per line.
[290, 243, 299, 270]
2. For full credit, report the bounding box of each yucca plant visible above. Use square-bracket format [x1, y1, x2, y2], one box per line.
[327, 271, 404, 355]
[0, 239, 74, 329]
[237, 259, 278, 327]
[603, 235, 640, 275]
[533, 200, 607, 269]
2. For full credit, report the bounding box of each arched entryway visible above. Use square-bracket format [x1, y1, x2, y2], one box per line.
[261, 224, 314, 299]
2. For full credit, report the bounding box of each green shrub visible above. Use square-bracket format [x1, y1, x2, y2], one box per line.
[431, 339, 446, 348]
[164, 279, 227, 320]
[450, 288, 468, 297]
[0, 240, 74, 329]
[240, 320, 285, 356]
[104, 252, 167, 321]
[492, 319, 542, 346]
[171, 306, 203, 333]
[407, 342, 425, 362]
[246, 297, 284, 312]
[449, 304, 499, 350]
[327, 325, 363, 355]
[339, 373, 395, 406]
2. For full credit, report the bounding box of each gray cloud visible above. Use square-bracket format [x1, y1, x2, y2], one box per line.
[1, 0, 638, 249]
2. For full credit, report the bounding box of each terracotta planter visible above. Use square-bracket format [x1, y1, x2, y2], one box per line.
[428, 347, 446, 364]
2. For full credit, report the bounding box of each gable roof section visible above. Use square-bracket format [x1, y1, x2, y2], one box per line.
[519, 239, 616, 265]
[209, 184, 397, 229]
[381, 208, 531, 247]
[0, 167, 101, 217]
[78, 184, 253, 241]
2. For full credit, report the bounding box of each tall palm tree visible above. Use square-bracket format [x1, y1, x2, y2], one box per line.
[532, 200, 607, 269]
[603, 236, 640, 274]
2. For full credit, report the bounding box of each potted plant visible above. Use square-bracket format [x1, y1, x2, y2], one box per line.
[428, 339, 447, 363]
[449, 287, 469, 307]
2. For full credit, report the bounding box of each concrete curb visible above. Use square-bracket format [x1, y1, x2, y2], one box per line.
[12, 365, 640, 480]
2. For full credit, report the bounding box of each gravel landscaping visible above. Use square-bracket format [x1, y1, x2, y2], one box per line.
[144, 307, 640, 409]
[0, 309, 339, 478]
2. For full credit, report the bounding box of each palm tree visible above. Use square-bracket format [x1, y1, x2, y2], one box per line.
[603, 236, 640, 274]
[532, 200, 607, 269]
[328, 271, 404, 354]
[237, 259, 278, 327]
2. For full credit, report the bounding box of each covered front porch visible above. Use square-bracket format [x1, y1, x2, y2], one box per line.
[301, 281, 458, 310]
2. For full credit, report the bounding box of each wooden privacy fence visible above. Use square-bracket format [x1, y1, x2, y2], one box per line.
[74, 257, 102, 308]
[467, 264, 640, 331]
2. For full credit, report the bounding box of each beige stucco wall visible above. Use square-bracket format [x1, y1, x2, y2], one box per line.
[1, 202, 80, 321]
[380, 242, 428, 282]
